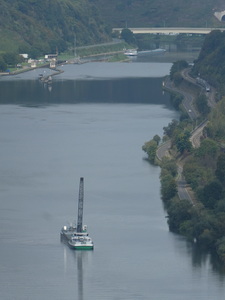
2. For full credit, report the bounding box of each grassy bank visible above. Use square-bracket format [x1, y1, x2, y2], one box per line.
[58, 41, 129, 60]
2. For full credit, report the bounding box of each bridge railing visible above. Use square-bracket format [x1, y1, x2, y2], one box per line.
[113, 27, 225, 35]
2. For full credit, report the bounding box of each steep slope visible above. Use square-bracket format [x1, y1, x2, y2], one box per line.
[192, 30, 225, 94]
[93, 0, 225, 28]
[0, 0, 110, 55]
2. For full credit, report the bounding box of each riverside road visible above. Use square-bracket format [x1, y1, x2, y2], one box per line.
[158, 67, 216, 202]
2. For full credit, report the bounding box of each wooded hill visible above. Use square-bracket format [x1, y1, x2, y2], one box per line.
[0, 0, 110, 56]
[192, 30, 225, 96]
[94, 0, 225, 28]
[1, 0, 225, 57]
[162, 31, 225, 263]
[143, 30, 225, 263]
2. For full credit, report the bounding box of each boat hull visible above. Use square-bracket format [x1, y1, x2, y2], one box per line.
[68, 243, 94, 250]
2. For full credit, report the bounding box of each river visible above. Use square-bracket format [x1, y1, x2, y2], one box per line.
[0, 59, 225, 300]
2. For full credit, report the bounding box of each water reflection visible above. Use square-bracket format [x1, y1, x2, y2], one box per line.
[63, 245, 93, 300]
[0, 77, 173, 108]
[189, 242, 225, 275]
[76, 251, 85, 300]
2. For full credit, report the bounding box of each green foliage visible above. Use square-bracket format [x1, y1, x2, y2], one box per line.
[206, 97, 225, 141]
[170, 93, 183, 110]
[170, 60, 188, 81]
[197, 181, 223, 209]
[142, 139, 157, 163]
[161, 157, 177, 177]
[193, 214, 217, 247]
[215, 153, 225, 184]
[169, 202, 221, 248]
[183, 159, 200, 189]
[159, 156, 178, 202]
[193, 30, 225, 95]
[94, 0, 222, 28]
[120, 28, 136, 45]
[183, 156, 214, 189]
[216, 237, 225, 264]
[167, 199, 192, 232]
[2, 52, 22, 66]
[0, 0, 110, 55]
[175, 130, 192, 154]
[153, 134, 161, 145]
[195, 138, 219, 159]
[0, 55, 7, 71]
[159, 30, 225, 262]
[194, 138, 219, 169]
[163, 119, 179, 138]
[195, 94, 210, 115]
[160, 173, 177, 201]
[172, 72, 183, 86]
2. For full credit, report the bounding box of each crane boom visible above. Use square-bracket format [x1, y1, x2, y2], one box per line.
[77, 177, 84, 233]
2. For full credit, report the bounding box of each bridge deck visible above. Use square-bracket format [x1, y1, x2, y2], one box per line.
[113, 27, 225, 35]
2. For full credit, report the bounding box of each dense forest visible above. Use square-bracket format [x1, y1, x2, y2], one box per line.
[94, 0, 225, 28]
[192, 30, 225, 95]
[145, 31, 225, 263]
[0, 0, 110, 56]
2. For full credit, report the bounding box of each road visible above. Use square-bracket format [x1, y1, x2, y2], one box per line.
[164, 76, 198, 120]
[156, 140, 171, 160]
[176, 164, 193, 203]
[190, 120, 208, 148]
[159, 69, 217, 202]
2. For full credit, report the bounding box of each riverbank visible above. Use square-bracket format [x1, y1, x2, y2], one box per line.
[0, 40, 130, 77]
[156, 67, 225, 265]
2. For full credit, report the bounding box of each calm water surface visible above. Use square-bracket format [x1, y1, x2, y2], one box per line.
[0, 62, 225, 300]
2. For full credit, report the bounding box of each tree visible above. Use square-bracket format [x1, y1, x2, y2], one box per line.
[194, 138, 219, 168]
[215, 153, 225, 184]
[173, 72, 183, 86]
[142, 139, 157, 163]
[167, 199, 192, 232]
[163, 119, 179, 138]
[195, 138, 218, 159]
[0, 56, 7, 72]
[170, 60, 188, 80]
[192, 30, 225, 93]
[153, 134, 161, 145]
[183, 158, 200, 189]
[197, 180, 223, 209]
[160, 173, 177, 201]
[121, 28, 136, 45]
[216, 237, 225, 264]
[2, 52, 22, 67]
[175, 130, 192, 154]
[161, 157, 177, 177]
[170, 93, 183, 110]
[195, 94, 210, 115]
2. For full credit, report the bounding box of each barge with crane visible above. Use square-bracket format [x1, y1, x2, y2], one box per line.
[60, 177, 94, 250]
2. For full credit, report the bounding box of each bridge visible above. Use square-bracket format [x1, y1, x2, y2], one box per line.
[214, 11, 225, 22]
[113, 27, 225, 35]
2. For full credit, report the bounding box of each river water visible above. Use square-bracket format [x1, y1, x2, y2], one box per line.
[0, 59, 225, 300]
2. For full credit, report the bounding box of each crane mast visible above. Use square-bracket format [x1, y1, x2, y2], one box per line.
[77, 177, 84, 233]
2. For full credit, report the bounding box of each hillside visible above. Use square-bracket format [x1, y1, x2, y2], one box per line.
[1, 0, 225, 57]
[94, 0, 225, 28]
[157, 31, 225, 264]
[192, 30, 225, 95]
[0, 0, 110, 56]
